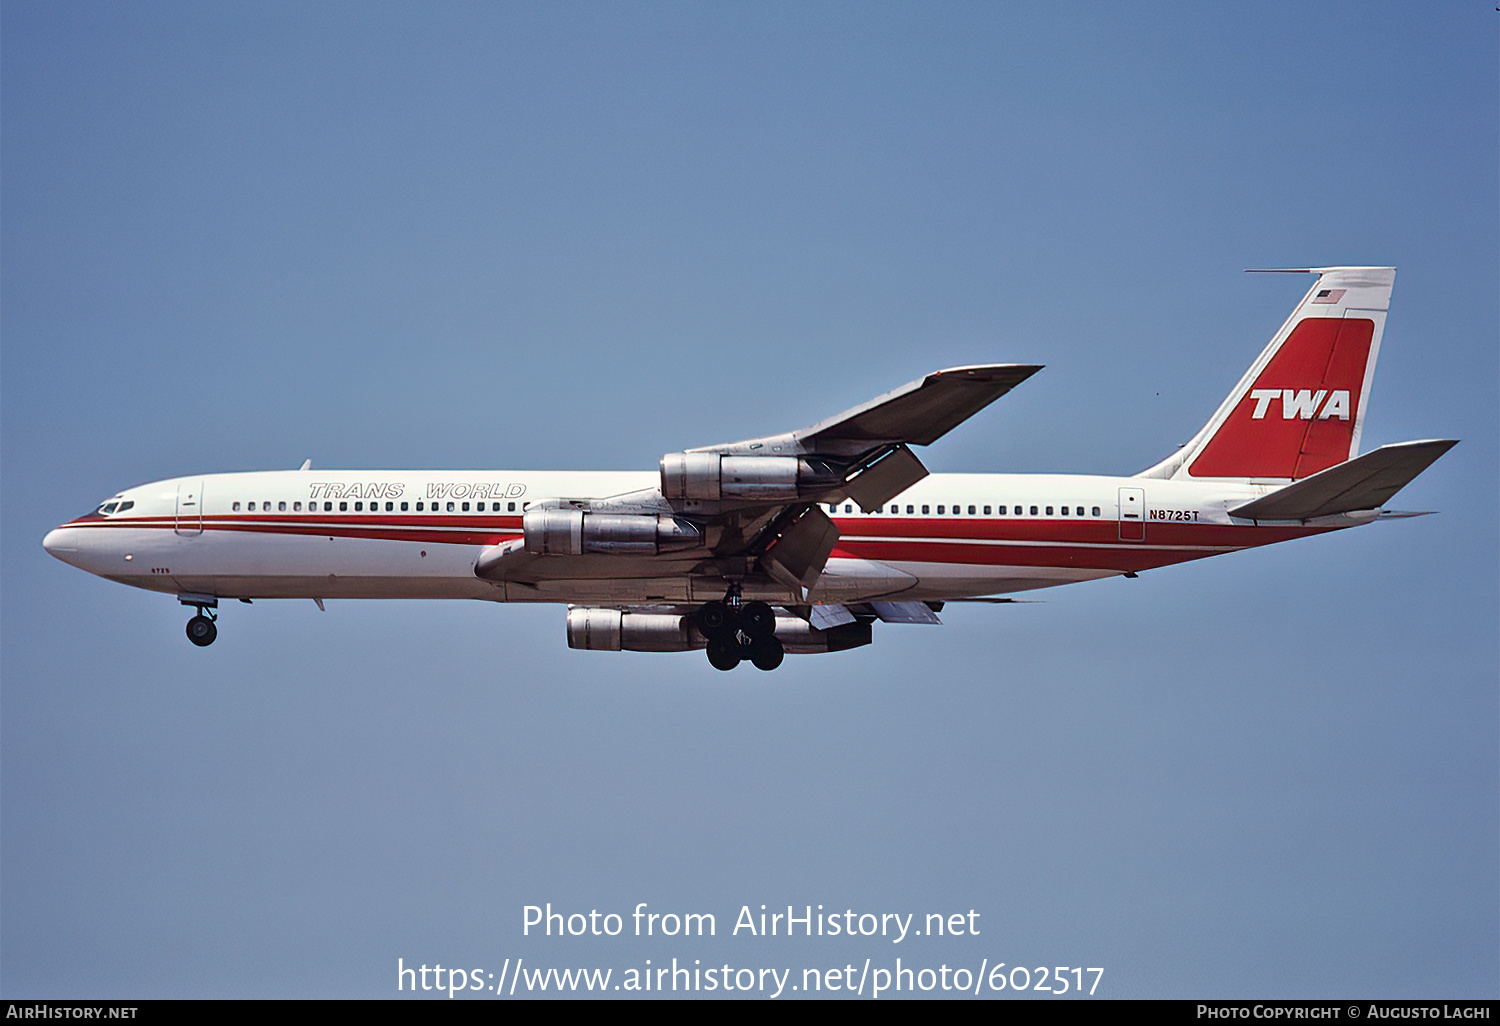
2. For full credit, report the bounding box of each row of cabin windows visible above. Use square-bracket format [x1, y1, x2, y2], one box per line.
[231, 500, 521, 513]
[830, 503, 1104, 517]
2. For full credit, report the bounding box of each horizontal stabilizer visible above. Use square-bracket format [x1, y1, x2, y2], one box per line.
[1229, 439, 1457, 521]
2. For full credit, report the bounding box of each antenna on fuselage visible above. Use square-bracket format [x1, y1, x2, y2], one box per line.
[298, 459, 312, 471]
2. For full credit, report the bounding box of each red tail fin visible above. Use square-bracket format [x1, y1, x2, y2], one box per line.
[1141, 267, 1393, 482]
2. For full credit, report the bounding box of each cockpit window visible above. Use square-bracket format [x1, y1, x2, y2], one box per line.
[97, 502, 119, 515]
[95, 499, 133, 515]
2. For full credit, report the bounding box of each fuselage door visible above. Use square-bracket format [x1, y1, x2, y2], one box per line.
[175, 479, 205, 536]
[1118, 487, 1145, 542]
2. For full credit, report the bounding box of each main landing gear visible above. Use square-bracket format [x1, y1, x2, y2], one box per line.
[696, 585, 784, 672]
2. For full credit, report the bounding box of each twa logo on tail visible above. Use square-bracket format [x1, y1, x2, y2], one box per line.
[1248, 388, 1351, 421]
[1139, 267, 1397, 482]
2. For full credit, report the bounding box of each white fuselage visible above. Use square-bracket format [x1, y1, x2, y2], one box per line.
[42, 468, 1349, 607]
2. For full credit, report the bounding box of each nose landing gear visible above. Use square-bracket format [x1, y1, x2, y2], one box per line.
[185, 609, 217, 647]
[179, 594, 219, 647]
[696, 586, 784, 671]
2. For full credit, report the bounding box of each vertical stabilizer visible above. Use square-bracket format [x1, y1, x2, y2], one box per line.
[1139, 267, 1393, 482]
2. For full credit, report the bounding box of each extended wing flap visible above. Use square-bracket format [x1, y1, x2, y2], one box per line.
[868, 600, 942, 624]
[1229, 439, 1457, 521]
[762, 505, 841, 592]
[840, 444, 929, 511]
[809, 603, 858, 629]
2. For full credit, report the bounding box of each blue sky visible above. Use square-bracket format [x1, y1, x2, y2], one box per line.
[3, 1, 1495, 999]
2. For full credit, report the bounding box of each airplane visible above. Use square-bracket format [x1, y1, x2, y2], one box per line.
[43, 266, 1456, 672]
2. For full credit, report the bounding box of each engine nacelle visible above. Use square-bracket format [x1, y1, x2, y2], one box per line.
[566, 608, 702, 652]
[565, 608, 873, 655]
[659, 453, 839, 502]
[774, 617, 872, 654]
[524, 509, 702, 556]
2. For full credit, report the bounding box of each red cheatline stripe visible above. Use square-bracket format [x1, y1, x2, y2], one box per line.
[55, 515, 1333, 571]
[834, 540, 1230, 573]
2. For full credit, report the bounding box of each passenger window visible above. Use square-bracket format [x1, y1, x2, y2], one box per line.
[921, 505, 930, 515]
[1030, 506, 1038, 515]
[323, 502, 332, 512]
[1092, 506, 1101, 516]
[232, 502, 241, 512]
[508, 502, 516, 512]
[983, 505, 991, 515]
[447, 502, 455, 512]
[279, 501, 287, 511]
[1046, 506, 1053, 516]
[401, 502, 409, 512]
[416, 501, 424, 511]
[477, 502, 485, 512]
[937, 505, 945, 514]
[462, 502, 470, 512]
[968, 505, 976, 515]
[294, 502, 302, 511]
[906, 504, 914, 514]
[355, 501, 363, 512]
[386, 501, 394, 512]
[339, 501, 348, 512]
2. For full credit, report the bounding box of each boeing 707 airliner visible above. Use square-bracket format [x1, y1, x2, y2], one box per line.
[44, 267, 1455, 671]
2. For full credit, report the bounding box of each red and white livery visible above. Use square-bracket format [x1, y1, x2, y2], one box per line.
[43, 267, 1455, 671]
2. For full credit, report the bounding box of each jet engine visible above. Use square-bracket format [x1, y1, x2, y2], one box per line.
[565, 608, 873, 655]
[524, 509, 702, 556]
[566, 608, 700, 652]
[658, 453, 840, 502]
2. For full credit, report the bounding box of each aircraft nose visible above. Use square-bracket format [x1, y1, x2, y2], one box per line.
[43, 527, 79, 560]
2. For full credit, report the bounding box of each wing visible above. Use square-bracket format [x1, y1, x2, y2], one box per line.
[668, 363, 1042, 591]
[477, 364, 1042, 596]
[691, 364, 1044, 457]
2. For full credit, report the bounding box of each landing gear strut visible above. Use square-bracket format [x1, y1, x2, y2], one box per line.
[696, 585, 783, 671]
